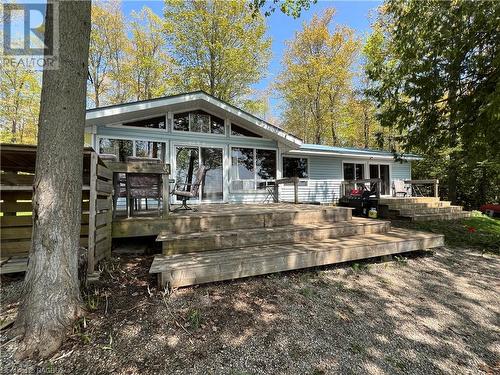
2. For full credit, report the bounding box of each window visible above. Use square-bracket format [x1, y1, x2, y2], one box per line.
[343, 162, 365, 180]
[123, 116, 166, 129]
[135, 141, 166, 161]
[231, 147, 276, 191]
[99, 138, 133, 162]
[283, 157, 308, 179]
[173, 110, 225, 134]
[231, 123, 262, 138]
[98, 138, 166, 162]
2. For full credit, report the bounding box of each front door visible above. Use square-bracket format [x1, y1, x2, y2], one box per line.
[175, 145, 224, 202]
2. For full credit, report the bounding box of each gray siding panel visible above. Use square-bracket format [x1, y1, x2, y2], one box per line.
[392, 162, 411, 181]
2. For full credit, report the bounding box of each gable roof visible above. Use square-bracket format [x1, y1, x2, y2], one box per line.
[86, 90, 302, 148]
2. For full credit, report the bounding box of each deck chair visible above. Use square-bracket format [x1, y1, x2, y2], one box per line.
[392, 179, 409, 197]
[171, 166, 207, 212]
[126, 157, 162, 216]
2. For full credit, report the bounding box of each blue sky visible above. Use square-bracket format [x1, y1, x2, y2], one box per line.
[124, 0, 382, 116]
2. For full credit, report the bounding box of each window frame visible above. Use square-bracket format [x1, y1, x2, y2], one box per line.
[96, 136, 168, 162]
[229, 123, 263, 139]
[282, 155, 310, 180]
[230, 146, 278, 192]
[342, 161, 367, 181]
[172, 108, 226, 136]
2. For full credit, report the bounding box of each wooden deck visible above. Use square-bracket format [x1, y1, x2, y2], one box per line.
[112, 203, 344, 238]
[149, 203, 444, 288]
[151, 228, 444, 288]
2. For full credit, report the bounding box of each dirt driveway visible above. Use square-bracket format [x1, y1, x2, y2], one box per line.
[1, 245, 499, 375]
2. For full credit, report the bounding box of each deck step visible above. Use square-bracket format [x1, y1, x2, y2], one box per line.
[382, 201, 452, 209]
[161, 206, 352, 235]
[379, 197, 440, 204]
[157, 217, 391, 255]
[150, 229, 445, 288]
[408, 211, 472, 221]
[396, 206, 464, 216]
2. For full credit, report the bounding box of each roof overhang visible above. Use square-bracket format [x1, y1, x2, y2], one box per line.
[288, 148, 422, 161]
[85, 91, 303, 148]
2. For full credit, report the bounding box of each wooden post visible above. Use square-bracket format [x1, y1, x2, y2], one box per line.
[162, 172, 170, 218]
[87, 152, 97, 273]
[434, 179, 439, 198]
[273, 183, 279, 203]
[293, 177, 299, 204]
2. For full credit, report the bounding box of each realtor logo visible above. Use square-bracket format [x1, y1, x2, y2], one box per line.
[2, 2, 59, 69]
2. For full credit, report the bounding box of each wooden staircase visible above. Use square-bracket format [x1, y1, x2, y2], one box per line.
[378, 197, 471, 221]
[150, 204, 444, 288]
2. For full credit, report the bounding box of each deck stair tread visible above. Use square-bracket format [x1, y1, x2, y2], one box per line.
[396, 206, 464, 215]
[157, 217, 388, 241]
[150, 229, 444, 287]
[383, 202, 452, 209]
[409, 212, 472, 221]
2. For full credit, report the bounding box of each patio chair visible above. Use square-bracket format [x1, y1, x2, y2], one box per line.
[171, 166, 207, 212]
[392, 179, 409, 197]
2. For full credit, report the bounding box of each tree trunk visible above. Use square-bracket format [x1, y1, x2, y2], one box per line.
[14, 0, 91, 359]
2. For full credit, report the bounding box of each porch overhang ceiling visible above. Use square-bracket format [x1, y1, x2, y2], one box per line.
[85, 91, 303, 149]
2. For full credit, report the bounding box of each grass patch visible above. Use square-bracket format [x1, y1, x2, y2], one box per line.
[393, 213, 500, 254]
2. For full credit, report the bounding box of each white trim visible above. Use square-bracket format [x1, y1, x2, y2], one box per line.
[289, 149, 421, 161]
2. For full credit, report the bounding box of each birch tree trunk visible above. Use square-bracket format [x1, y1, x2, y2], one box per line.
[14, 0, 91, 359]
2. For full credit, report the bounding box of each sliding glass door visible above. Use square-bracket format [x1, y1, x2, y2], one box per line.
[175, 145, 224, 202]
[369, 164, 390, 195]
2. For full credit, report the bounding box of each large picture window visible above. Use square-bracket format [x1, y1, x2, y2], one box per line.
[231, 147, 276, 191]
[173, 110, 225, 134]
[283, 157, 308, 179]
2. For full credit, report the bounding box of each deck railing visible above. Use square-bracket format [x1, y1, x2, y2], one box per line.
[403, 179, 439, 198]
[341, 178, 382, 198]
[273, 177, 300, 203]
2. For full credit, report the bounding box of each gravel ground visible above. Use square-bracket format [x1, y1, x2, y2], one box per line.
[1, 245, 499, 375]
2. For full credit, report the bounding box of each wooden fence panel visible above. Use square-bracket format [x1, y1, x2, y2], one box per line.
[0, 146, 113, 274]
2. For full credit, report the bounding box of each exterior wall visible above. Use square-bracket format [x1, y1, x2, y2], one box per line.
[279, 155, 343, 203]
[279, 155, 413, 204]
[90, 112, 280, 204]
[87, 108, 413, 205]
[391, 162, 412, 182]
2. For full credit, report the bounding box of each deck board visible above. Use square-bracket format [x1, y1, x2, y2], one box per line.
[150, 228, 444, 288]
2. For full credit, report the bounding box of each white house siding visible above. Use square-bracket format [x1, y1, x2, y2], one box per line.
[391, 162, 412, 182]
[279, 156, 413, 204]
[279, 155, 343, 204]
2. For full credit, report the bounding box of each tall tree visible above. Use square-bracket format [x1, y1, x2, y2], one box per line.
[14, 0, 92, 359]
[88, 1, 128, 107]
[164, 0, 271, 108]
[365, 0, 500, 204]
[275, 8, 359, 145]
[0, 65, 41, 144]
[126, 7, 171, 101]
